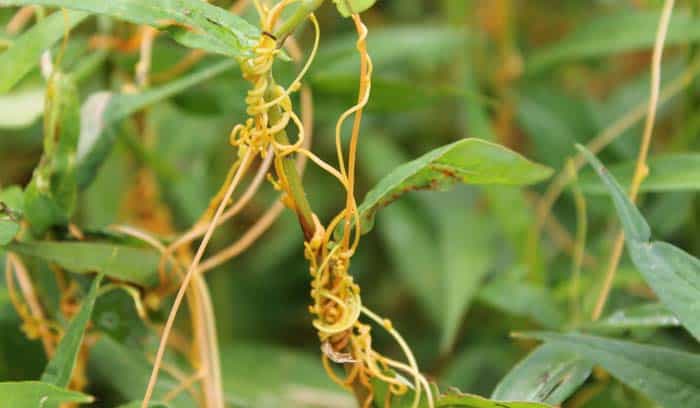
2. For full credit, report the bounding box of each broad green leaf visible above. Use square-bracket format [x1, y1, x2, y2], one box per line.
[358, 138, 552, 235]
[527, 11, 700, 73]
[24, 72, 80, 235]
[360, 137, 494, 348]
[579, 154, 700, 194]
[436, 391, 551, 407]
[89, 337, 196, 408]
[477, 279, 564, 329]
[3, 0, 259, 57]
[0, 10, 88, 93]
[492, 343, 592, 405]
[42, 275, 103, 387]
[8, 241, 159, 286]
[77, 59, 236, 188]
[333, 0, 376, 17]
[580, 303, 680, 333]
[0, 88, 44, 128]
[221, 343, 353, 407]
[0, 381, 93, 405]
[580, 146, 700, 340]
[522, 332, 700, 408]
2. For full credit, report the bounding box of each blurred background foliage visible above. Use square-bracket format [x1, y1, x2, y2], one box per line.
[1, 0, 699, 407]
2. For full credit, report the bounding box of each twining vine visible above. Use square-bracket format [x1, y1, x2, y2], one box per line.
[136, 1, 433, 407]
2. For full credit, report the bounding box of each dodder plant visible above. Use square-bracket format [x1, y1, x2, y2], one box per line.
[2, 1, 699, 408]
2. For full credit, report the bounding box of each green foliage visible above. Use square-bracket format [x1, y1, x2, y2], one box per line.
[2, 0, 258, 56]
[580, 146, 700, 340]
[521, 332, 700, 408]
[357, 138, 552, 235]
[436, 391, 551, 407]
[0, 10, 87, 93]
[41, 275, 102, 387]
[0, 186, 23, 245]
[24, 71, 80, 235]
[0, 381, 93, 405]
[333, 0, 377, 17]
[579, 153, 700, 193]
[491, 343, 592, 405]
[8, 241, 159, 285]
[1, 1, 699, 408]
[527, 10, 700, 73]
[76, 59, 236, 187]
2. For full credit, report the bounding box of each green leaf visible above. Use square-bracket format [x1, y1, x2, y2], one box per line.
[0, 88, 44, 128]
[24, 72, 80, 235]
[333, 0, 377, 17]
[579, 303, 680, 333]
[370, 373, 434, 408]
[437, 391, 552, 407]
[360, 137, 495, 349]
[358, 138, 552, 235]
[477, 279, 564, 329]
[577, 147, 650, 241]
[77, 59, 236, 188]
[0, 186, 24, 245]
[221, 343, 352, 407]
[0, 220, 19, 245]
[116, 402, 170, 408]
[42, 275, 103, 387]
[2, 0, 258, 57]
[316, 26, 465, 75]
[527, 11, 700, 73]
[0, 10, 88, 93]
[89, 336, 197, 408]
[492, 343, 592, 405]
[580, 146, 700, 340]
[438, 197, 493, 352]
[579, 154, 700, 194]
[521, 332, 700, 408]
[0, 381, 93, 405]
[8, 241, 159, 286]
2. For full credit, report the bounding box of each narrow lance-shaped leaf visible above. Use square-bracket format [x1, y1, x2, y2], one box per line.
[579, 145, 700, 341]
[527, 11, 700, 73]
[477, 279, 564, 329]
[8, 241, 159, 286]
[579, 303, 680, 333]
[0, 10, 88, 93]
[2, 0, 258, 57]
[0, 381, 94, 405]
[89, 337, 197, 408]
[357, 138, 552, 235]
[77, 59, 236, 188]
[436, 391, 552, 407]
[42, 274, 103, 387]
[492, 343, 592, 405]
[521, 332, 700, 408]
[24, 71, 81, 235]
[578, 154, 700, 194]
